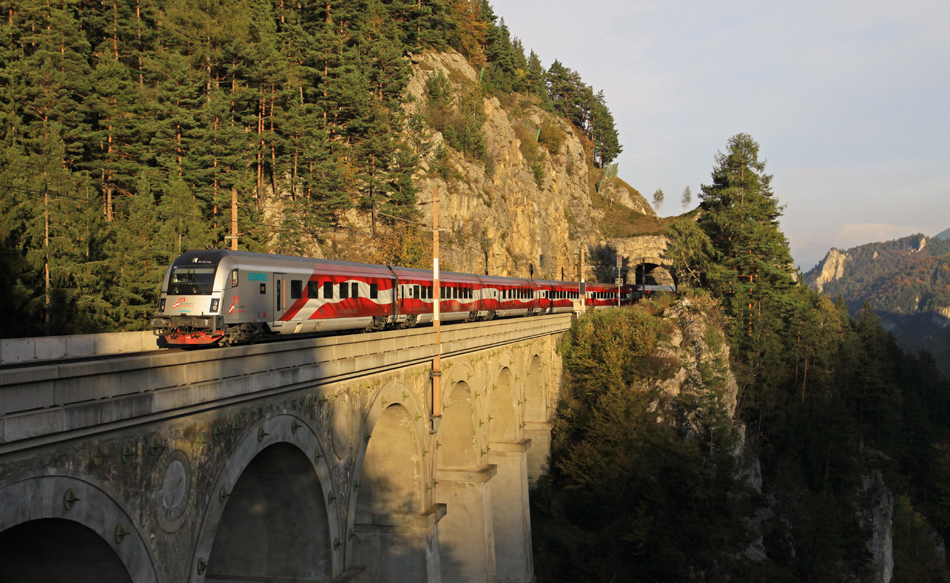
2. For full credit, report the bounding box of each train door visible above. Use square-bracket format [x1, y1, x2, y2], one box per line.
[274, 272, 288, 321]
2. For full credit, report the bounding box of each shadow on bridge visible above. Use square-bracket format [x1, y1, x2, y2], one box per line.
[0, 518, 133, 583]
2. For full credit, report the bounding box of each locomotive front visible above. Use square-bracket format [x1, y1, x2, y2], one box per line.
[151, 250, 235, 345]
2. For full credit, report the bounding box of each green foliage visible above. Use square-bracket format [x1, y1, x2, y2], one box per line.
[664, 217, 717, 288]
[425, 71, 488, 163]
[636, 134, 950, 580]
[537, 120, 565, 155]
[0, 0, 624, 337]
[893, 495, 948, 583]
[651, 188, 664, 213]
[513, 123, 545, 187]
[804, 234, 950, 375]
[534, 306, 758, 582]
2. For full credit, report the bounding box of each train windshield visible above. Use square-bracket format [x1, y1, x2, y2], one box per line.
[168, 266, 217, 295]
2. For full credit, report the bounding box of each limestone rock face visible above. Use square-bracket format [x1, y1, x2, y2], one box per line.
[599, 179, 656, 217]
[856, 471, 894, 583]
[403, 52, 602, 280]
[321, 50, 672, 280]
[813, 248, 851, 292]
[655, 297, 738, 420]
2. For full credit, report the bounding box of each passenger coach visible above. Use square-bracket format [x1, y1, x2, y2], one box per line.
[151, 250, 666, 346]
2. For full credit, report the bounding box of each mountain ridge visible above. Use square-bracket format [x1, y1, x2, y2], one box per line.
[804, 233, 950, 374]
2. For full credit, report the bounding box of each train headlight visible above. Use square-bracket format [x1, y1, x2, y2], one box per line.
[159, 298, 166, 312]
[210, 298, 220, 313]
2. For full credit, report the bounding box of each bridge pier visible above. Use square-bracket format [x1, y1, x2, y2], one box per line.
[489, 441, 534, 583]
[523, 423, 552, 487]
[435, 466, 498, 583]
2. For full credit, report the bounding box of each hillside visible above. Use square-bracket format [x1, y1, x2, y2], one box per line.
[320, 51, 657, 281]
[804, 233, 950, 375]
[0, 0, 650, 337]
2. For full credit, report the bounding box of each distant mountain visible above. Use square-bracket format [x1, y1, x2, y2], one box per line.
[803, 234, 950, 375]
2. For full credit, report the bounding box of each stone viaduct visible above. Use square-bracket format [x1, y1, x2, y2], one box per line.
[0, 315, 570, 583]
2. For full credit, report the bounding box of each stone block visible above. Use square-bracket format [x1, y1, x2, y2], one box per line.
[1, 338, 34, 363]
[0, 382, 56, 415]
[4, 408, 63, 442]
[33, 337, 67, 361]
[65, 334, 97, 359]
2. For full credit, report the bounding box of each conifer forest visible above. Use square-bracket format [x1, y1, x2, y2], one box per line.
[4, 0, 950, 581]
[0, 0, 621, 336]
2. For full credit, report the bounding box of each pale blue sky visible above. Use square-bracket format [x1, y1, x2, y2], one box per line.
[491, 0, 950, 269]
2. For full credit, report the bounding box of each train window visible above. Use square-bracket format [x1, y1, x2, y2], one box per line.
[340, 282, 349, 299]
[308, 281, 319, 299]
[230, 269, 239, 287]
[277, 280, 282, 310]
[453, 287, 458, 299]
[370, 283, 378, 299]
[352, 282, 359, 298]
[291, 280, 302, 299]
[324, 282, 333, 299]
[427, 286, 433, 298]
[414, 285, 420, 299]
[260, 283, 266, 294]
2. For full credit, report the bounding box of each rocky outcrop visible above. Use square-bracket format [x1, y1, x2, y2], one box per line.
[402, 52, 603, 279]
[655, 296, 739, 423]
[856, 471, 894, 583]
[600, 179, 656, 216]
[813, 248, 850, 292]
[322, 50, 666, 282]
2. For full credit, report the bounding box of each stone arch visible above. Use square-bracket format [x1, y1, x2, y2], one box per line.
[350, 402, 430, 582]
[356, 404, 423, 514]
[205, 443, 333, 581]
[348, 380, 428, 520]
[489, 367, 521, 443]
[0, 474, 159, 583]
[524, 355, 546, 424]
[439, 381, 480, 470]
[193, 414, 340, 582]
[631, 261, 675, 287]
[0, 518, 132, 582]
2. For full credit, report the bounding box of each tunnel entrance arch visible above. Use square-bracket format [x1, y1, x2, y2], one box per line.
[631, 261, 675, 287]
[206, 442, 332, 582]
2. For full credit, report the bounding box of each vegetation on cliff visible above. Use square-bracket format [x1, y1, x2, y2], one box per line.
[535, 134, 950, 581]
[0, 0, 622, 337]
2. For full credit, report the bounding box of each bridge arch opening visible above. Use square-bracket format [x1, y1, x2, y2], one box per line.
[0, 518, 132, 582]
[524, 356, 545, 423]
[490, 367, 520, 443]
[440, 382, 478, 469]
[351, 403, 427, 581]
[206, 442, 332, 582]
[357, 403, 422, 514]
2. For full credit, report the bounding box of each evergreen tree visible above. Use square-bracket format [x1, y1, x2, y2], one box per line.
[698, 133, 795, 348]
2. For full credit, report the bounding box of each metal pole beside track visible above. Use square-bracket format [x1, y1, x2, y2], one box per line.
[431, 185, 442, 433]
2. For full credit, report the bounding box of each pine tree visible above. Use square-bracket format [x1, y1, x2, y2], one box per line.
[698, 134, 795, 347]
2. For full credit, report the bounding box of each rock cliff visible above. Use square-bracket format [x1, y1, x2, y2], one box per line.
[812, 248, 851, 293]
[323, 51, 663, 282]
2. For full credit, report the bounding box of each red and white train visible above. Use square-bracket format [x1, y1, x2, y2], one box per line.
[151, 250, 673, 346]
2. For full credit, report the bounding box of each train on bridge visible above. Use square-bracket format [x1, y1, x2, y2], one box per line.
[151, 250, 674, 346]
